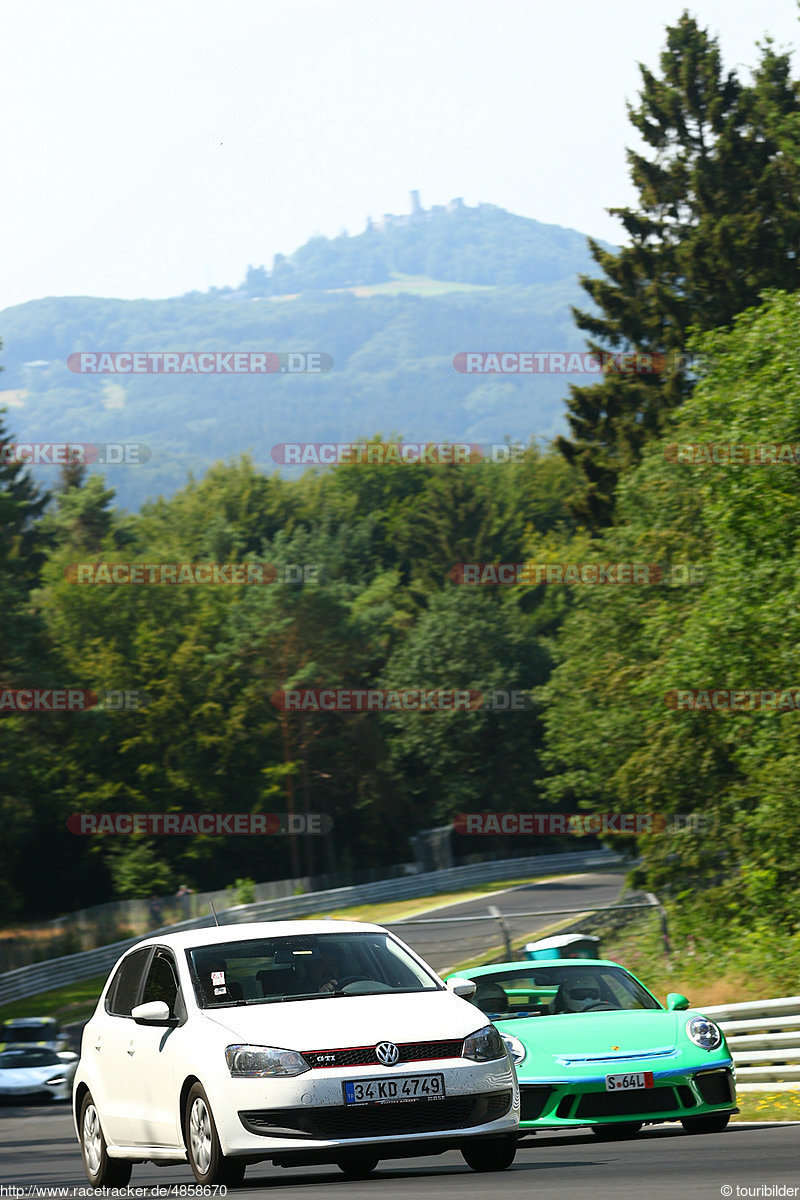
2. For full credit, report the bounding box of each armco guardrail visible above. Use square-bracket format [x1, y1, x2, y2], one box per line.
[0, 850, 623, 1007]
[701, 997, 800, 1091]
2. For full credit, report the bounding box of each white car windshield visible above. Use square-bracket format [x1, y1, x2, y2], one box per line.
[187, 931, 442, 1007]
[0, 1048, 63, 1068]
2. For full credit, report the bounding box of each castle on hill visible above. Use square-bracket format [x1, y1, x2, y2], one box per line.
[368, 191, 465, 232]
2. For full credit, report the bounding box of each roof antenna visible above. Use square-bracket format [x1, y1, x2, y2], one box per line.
[209, 899, 220, 926]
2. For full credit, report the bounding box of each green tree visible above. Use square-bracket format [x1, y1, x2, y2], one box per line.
[381, 589, 549, 830]
[558, 13, 800, 530]
[542, 289, 800, 927]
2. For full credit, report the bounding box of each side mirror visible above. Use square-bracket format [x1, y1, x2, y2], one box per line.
[666, 992, 690, 1011]
[57, 1050, 79, 1062]
[131, 1000, 177, 1025]
[447, 977, 477, 1000]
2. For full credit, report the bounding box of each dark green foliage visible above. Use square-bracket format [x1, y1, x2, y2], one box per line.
[0, 431, 577, 916]
[542, 290, 800, 929]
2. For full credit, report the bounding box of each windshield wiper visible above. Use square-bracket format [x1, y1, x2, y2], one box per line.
[278, 991, 347, 1002]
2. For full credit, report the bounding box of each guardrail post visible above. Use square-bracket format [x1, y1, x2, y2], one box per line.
[488, 905, 512, 959]
[646, 892, 671, 956]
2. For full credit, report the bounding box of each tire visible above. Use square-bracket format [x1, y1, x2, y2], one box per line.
[591, 1122, 643, 1140]
[461, 1133, 517, 1172]
[185, 1083, 246, 1186]
[79, 1092, 132, 1187]
[681, 1113, 730, 1135]
[335, 1151, 380, 1177]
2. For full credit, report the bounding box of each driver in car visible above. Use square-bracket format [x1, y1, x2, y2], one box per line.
[306, 950, 341, 994]
[558, 978, 603, 1012]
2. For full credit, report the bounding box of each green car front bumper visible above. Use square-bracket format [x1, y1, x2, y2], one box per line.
[518, 1063, 736, 1129]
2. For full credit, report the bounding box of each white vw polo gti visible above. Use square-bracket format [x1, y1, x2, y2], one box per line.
[73, 920, 519, 1185]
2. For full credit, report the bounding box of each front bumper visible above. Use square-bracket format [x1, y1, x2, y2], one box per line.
[518, 1064, 736, 1128]
[211, 1058, 519, 1158]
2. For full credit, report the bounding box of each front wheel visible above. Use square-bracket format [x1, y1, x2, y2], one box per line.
[185, 1083, 246, 1185]
[591, 1122, 642, 1140]
[335, 1151, 380, 1177]
[461, 1133, 517, 1172]
[79, 1092, 132, 1187]
[681, 1113, 730, 1135]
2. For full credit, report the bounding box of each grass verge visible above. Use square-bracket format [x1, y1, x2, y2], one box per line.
[734, 1091, 800, 1122]
[0, 976, 109, 1024]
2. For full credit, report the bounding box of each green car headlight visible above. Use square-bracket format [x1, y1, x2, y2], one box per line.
[686, 1017, 722, 1051]
[225, 1044, 310, 1077]
[500, 1033, 526, 1065]
[463, 1024, 508, 1062]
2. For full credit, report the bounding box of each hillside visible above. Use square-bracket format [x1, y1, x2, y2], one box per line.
[0, 201, 613, 510]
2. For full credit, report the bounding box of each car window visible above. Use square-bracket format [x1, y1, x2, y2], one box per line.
[0, 1020, 60, 1043]
[105, 947, 153, 1016]
[187, 932, 441, 1007]
[468, 965, 661, 1015]
[600, 968, 657, 1010]
[0, 1048, 62, 1068]
[141, 951, 180, 1012]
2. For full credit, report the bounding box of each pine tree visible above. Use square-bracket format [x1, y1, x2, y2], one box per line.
[558, 13, 800, 529]
[0, 396, 50, 676]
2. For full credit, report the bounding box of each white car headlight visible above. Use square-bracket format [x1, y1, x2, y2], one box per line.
[225, 1044, 310, 1077]
[686, 1017, 722, 1051]
[500, 1033, 526, 1065]
[462, 1024, 508, 1062]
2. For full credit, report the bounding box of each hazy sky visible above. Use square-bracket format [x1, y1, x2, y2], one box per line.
[2, 0, 797, 311]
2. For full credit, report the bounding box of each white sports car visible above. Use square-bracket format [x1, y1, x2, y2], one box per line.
[0, 1045, 79, 1102]
[73, 920, 519, 1185]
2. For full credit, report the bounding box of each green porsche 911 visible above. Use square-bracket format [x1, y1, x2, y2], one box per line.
[446, 959, 737, 1139]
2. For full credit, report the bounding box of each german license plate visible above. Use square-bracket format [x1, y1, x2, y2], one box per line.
[605, 1071, 654, 1091]
[344, 1073, 446, 1105]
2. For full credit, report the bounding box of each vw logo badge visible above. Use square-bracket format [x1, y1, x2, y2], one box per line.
[375, 1041, 400, 1066]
